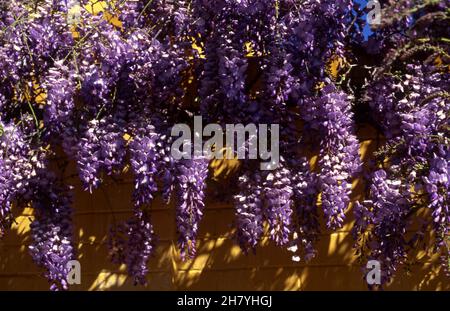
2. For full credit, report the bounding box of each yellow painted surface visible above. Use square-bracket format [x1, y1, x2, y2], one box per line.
[0, 124, 448, 291]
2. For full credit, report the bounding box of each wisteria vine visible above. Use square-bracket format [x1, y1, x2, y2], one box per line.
[0, 0, 448, 289]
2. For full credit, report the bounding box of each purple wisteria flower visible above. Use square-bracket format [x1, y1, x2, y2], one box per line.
[234, 168, 264, 253]
[176, 156, 209, 260]
[304, 83, 362, 229]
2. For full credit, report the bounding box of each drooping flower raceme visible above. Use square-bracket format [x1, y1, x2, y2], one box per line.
[175, 156, 209, 260]
[353, 169, 411, 284]
[303, 84, 362, 229]
[234, 168, 264, 253]
[262, 164, 294, 246]
[29, 172, 75, 291]
[0, 122, 39, 235]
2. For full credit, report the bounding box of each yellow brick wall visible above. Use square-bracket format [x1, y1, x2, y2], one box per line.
[0, 124, 448, 291]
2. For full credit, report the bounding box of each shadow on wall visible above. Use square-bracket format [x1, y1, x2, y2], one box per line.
[0, 124, 448, 291]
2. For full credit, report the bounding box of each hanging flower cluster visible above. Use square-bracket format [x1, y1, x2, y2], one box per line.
[0, 0, 448, 289]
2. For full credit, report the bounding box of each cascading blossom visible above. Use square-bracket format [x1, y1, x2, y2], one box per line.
[0, 120, 75, 290]
[175, 156, 209, 260]
[262, 165, 293, 246]
[0, 0, 448, 290]
[43, 61, 78, 155]
[29, 172, 75, 291]
[123, 208, 156, 286]
[129, 124, 160, 206]
[234, 169, 264, 253]
[355, 0, 449, 284]
[77, 118, 126, 192]
[303, 83, 362, 229]
[0, 122, 39, 235]
[353, 169, 411, 284]
[289, 157, 320, 262]
[423, 148, 449, 249]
